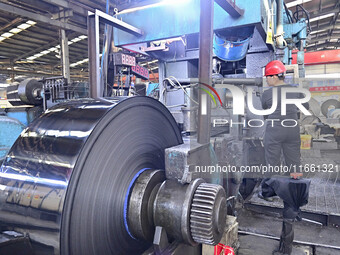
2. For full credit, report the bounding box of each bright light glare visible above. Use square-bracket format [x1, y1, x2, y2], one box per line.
[162, 0, 191, 4]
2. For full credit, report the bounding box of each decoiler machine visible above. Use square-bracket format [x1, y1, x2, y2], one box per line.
[0, 0, 308, 254]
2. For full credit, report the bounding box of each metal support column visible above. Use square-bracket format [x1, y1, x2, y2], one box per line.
[102, 26, 113, 97]
[10, 59, 14, 82]
[197, 0, 214, 144]
[88, 12, 101, 98]
[297, 44, 305, 78]
[158, 61, 166, 104]
[276, 0, 285, 48]
[87, 10, 142, 98]
[60, 29, 70, 84]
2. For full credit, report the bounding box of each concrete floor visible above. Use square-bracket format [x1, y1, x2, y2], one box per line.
[236, 208, 340, 255]
[238, 235, 312, 255]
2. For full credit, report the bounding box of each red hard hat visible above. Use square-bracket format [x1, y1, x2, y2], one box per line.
[265, 60, 286, 76]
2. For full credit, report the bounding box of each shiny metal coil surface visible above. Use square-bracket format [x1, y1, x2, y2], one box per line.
[0, 97, 182, 255]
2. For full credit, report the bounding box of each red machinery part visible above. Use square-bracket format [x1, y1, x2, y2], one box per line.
[292, 50, 340, 65]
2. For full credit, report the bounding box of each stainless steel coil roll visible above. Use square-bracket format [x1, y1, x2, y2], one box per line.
[0, 97, 182, 255]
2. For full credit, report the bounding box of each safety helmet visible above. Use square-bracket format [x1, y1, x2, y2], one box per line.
[264, 60, 286, 76]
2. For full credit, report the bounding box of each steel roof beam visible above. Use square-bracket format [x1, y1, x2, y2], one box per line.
[310, 23, 340, 31]
[309, 6, 340, 20]
[215, 0, 244, 17]
[0, 17, 23, 33]
[0, 2, 87, 34]
[306, 41, 339, 48]
[42, 0, 70, 9]
[14, 32, 79, 62]
[93, 10, 143, 37]
[13, 0, 57, 13]
[309, 34, 340, 43]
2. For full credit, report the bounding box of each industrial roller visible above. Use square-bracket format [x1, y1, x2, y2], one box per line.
[321, 99, 340, 117]
[6, 78, 43, 106]
[0, 96, 227, 255]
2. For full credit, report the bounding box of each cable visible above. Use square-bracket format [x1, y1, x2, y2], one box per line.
[293, 5, 311, 34]
[166, 104, 186, 108]
[283, 2, 294, 24]
[164, 77, 199, 105]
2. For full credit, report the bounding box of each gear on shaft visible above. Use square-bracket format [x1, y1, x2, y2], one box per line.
[190, 183, 227, 245]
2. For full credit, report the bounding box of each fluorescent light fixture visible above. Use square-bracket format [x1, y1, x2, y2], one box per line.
[0, 21, 35, 43]
[26, 20, 37, 25]
[9, 28, 22, 34]
[1, 32, 14, 38]
[71, 37, 82, 43]
[17, 23, 31, 30]
[309, 13, 335, 22]
[25, 34, 87, 61]
[286, 0, 312, 8]
[33, 53, 43, 58]
[310, 29, 327, 34]
[70, 58, 89, 67]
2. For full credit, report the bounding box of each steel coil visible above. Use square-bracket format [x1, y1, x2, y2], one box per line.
[0, 97, 182, 255]
[321, 99, 340, 117]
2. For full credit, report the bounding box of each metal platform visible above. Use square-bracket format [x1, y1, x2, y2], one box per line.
[246, 147, 340, 226]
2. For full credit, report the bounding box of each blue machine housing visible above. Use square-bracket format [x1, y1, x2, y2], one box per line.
[113, 0, 270, 46]
[0, 106, 43, 161]
[213, 26, 254, 61]
[0, 116, 25, 160]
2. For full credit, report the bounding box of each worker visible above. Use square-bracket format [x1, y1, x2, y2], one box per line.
[261, 60, 308, 170]
[261, 60, 310, 255]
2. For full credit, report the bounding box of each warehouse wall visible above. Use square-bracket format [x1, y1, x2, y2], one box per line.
[305, 63, 340, 78]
